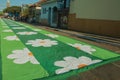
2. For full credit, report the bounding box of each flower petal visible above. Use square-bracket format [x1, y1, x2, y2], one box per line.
[54, 61, 70, 67]
[78, 56, 102, 65]
[89, 60, 102, 65]
[55, 68, 70, 74]
[78, 56, 92, 64]
[30, 57, 40, 64]
[13, 58, 29, 64]
[64, 56, 78, 62]
[7, 52, 23, 59]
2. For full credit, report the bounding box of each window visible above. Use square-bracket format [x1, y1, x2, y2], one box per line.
[42, 8, 47, 14]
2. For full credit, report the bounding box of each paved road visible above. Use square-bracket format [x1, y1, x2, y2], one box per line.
[1, 19, 120, 80]
[33, 24, 120, 80]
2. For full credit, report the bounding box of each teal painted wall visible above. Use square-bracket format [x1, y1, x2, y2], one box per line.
[70, 0, 120, 20]
[40, 1, 58, 27]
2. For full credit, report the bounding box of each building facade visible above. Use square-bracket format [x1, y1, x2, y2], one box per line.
[68, 0, 120, 37]
[28, 1, 42, 23]
[40, 0, 59, 27]
[20, 4, 29, 21]
[21, 1, 42, 23]
[40, 0, 70, 28]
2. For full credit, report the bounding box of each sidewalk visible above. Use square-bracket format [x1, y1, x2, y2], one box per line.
[38, 25, 120, 47]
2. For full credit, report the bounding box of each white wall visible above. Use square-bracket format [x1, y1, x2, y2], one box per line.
[70, 0, 120, 20]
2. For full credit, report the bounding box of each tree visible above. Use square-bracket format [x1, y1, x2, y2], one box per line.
[0, 11, 3, 16]
[20, 7, 29, 17]
[3, 6, 21, 17]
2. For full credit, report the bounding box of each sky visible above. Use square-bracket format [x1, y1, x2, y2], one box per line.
[0, 0, 40, 11]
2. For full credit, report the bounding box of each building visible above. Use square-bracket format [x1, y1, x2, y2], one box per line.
[6, 0, 10, 8]
[28, 4, 36, 22]
[20, 4, 29, 21]
[40, 0, 70, 28]
[27, 0, 44, 23]
[57, 0, 70, 29]
[68, 0, 120, 37]
[34, 2, 42, 23]
[40, 0, 58, 27]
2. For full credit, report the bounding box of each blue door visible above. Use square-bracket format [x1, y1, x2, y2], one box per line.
[48, 7, 51, 26]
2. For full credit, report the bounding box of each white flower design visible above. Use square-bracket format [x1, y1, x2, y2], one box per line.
[3, 29, 13, 32]
[10, 25, 19, 26]
[4, 36, 19, 41]
[33, 29, 42, 31]
[69, 43, 96, 54]
[46, 34, 59, 38]
[26, 39, 58, 47]
[17, 31, 37, 35]
[2, 26, 9, 28]
[12, 27, 26, 29]
[7, 48, 39, 64]
[54, 56, 102, 74]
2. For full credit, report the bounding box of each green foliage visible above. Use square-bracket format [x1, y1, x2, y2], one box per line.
[0, 11, 3, 16]
[21, 8, 29, 16]
[3, 6, 21, 13]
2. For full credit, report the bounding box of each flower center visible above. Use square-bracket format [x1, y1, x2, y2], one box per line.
[26, 32, 30, 34]
[76, 46, 80, 50]
[40, 41, 45, 44]
[77, 64, 87, 68]
[28, 52, 33, 56]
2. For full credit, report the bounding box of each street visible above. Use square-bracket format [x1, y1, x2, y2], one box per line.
[0, 18, 120, 80]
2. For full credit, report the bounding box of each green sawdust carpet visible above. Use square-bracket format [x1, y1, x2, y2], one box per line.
[0, 18, 120, 80]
